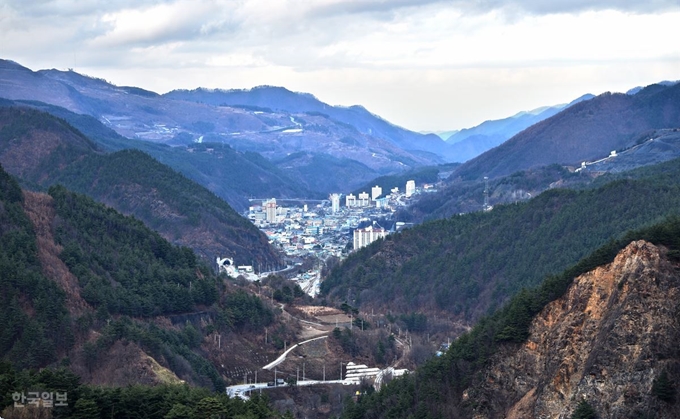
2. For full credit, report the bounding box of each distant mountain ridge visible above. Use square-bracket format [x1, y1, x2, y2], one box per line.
[163, 85, 450, 157]
[0, 106, 281, 266]
[454, 82, 680, 180]
[445, 94, 595, 162]
[0, 59, 448, 190]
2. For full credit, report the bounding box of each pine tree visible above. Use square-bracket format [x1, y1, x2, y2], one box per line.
[652, 370, 675, 403]
[571, 400, 597, 419]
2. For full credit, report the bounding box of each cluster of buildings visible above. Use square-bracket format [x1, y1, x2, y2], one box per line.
[233, 180, 431, 295]
[248, 180, 426, 253]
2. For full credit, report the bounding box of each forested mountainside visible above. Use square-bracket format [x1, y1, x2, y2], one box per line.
[0, 165, 292, 418]
[402, 128, 680, 224]
[398, 164, 586, 223]
[351, 164, 459, 197]
[445, 94, 594, 162]
[0, 60, 443, 187]
[322, 157, 680, 321]
[0, 98, 318, 210]
[454, 82, 680, 180]
[0, 106, 280, 266]
[342, 217, 680, 419]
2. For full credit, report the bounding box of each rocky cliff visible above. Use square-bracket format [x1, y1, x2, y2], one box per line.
[469, 240, 680, 418]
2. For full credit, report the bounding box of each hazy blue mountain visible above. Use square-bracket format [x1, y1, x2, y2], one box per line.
[626, 80, 678, 95]
[163, 86, 451, 157]
[0, 59, 443, 193]
[445, 94, 595, 162]
[454, 83, 680, 181]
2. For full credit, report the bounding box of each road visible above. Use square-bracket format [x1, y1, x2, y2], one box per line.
[227, 379, 352, 400]
[262, 335, 328, 370]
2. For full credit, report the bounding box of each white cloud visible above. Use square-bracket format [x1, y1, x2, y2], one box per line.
[1, 0, 679, 130]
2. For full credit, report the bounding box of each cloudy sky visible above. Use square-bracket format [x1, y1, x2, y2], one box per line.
[1, 0, 679, 131]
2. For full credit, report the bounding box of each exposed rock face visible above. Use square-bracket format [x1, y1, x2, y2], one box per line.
[471, 240, 680, 418]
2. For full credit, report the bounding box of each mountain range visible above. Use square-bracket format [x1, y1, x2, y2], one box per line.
[3, 55, 680, 419]
[0, 106, 280, 266]
[452, 82, 680, 181]
[444, 94, 595, 162]
[0, 59, 451, 198]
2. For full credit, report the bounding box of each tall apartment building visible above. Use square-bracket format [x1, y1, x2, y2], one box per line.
[405, 180, 416, 197]
[358, 192, 370, 207]
[353, 223, 388, 250]
[265, 198, 277, 223]
[330, 193, 341, 213]
[371, 185, 382, 200]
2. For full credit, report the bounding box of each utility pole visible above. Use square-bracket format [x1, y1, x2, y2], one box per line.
[323, 364, 325, 381]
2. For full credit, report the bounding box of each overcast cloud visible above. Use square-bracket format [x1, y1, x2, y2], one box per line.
[1, 0, 679, 130]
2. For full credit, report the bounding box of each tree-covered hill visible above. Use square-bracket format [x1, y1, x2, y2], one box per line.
[454, 82, 680, 180]
[0, 98, 320, 210]
[0, 106, 280, 266]
[341, 215, 680, 419]
[0, 163, 294, 417]
[322, 157, 680, 321]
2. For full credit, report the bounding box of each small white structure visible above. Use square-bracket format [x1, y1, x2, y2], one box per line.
[216, 257, 238, 277]
[345, 194, 356, 208]
[345, 362, 381, 383]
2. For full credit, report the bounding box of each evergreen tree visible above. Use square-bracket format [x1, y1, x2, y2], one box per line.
[652, 370, 675, 403]
[571, 400, 597, 419]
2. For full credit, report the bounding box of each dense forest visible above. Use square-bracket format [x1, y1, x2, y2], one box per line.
[0, 163, 291, 418]
[340, 215, 680, 419]
[0, 364, 283, 419]
[0, 106, 280, 266]
[0, 165, 71, 370]
[398, 163, 586, 222]
[323, 158, 680, 320]
[49, 185, 217, 317]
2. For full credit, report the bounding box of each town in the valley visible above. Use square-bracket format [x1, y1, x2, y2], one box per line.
[216, 180, 434, 296]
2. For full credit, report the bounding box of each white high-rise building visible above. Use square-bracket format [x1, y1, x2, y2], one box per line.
[358, 192, 370, 207]
[405, 180, 416, 197]
[353, 223, 388, 250]
[345, 194, 356, 208]
[265, 198, 277, 223]
[330, 193, 341, 213]
[371, 185, 382, 200]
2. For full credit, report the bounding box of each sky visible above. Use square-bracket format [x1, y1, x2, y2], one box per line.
[1, 0, 679, 132]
